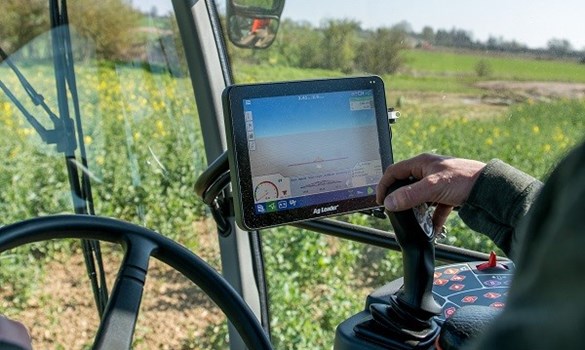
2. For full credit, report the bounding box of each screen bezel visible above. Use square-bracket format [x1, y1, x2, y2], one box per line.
[223, 76, 393, 230]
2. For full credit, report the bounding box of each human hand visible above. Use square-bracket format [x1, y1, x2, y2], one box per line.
[0, 315, 32, 350]
[376, 153, 486, 231]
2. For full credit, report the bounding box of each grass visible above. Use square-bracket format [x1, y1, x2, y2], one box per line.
[233, 64, 344, 83]
[233, 49, 585, 95]
[403, 49, 585, 83]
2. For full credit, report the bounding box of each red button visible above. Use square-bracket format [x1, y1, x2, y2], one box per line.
[484, 292, 502, 299]
[434, 279, 449, 286]
[490, 302, 505, 308]
[462, 296, 478, 303]
[451, 275, 466, 281]
[477, 251, 509, 271]
[444, 268, 460, 275]
[444, 306, 457, 318]
[449, 283, 465, 291]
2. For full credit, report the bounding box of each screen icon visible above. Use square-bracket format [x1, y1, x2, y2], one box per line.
[256, 204, 265, 213]
[278, 201, 288, 210]
[245, 111, 253, 121]
[246, 121, 254, 131]
[288, 199, 297, 207]
[248, 141, 256, 151]
[266, 201, 277, 212]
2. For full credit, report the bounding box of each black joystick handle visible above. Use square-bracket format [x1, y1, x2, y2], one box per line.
[353, 179, 442, 348]
[386, 179, 442, 316]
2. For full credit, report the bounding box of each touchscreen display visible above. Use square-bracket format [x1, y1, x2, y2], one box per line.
[244, 89, 382, 215]
[223, 76, 392, 230]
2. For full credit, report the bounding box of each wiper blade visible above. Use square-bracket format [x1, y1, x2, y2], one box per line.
[0, 46, 64, 145]
[0, 47, 60, 125]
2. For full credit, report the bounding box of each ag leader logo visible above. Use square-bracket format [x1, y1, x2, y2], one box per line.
[313, 205, 339, 215]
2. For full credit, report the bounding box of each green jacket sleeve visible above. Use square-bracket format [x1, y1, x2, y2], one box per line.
[458, 159, 543, 258]
[466, 141, 585, 349]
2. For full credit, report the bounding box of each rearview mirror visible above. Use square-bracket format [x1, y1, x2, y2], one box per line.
[226, 0, 285, 49]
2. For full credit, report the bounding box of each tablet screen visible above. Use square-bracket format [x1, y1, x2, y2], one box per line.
[224, 76, 393, 230]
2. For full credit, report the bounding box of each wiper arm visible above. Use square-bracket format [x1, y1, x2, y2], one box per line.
[0, 46, 66, 147]
[0, 47, 60, 124]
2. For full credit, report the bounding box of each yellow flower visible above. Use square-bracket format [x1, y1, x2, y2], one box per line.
[543, 144, 552, 153]
[532, 125, 540, 134]
[84, 135, 93, 145]
[485, 138, 494, 146]
[493, 127, 501, 138]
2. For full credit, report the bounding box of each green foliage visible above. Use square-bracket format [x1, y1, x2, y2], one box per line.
[0, 249, 44, 310]
[0, 0, 142, 60]
[182, 322, 229, 349]
[263, 226, 371, 349]
[358, 28, 408, 75]
[403, 50, 585, 83]
[273, 20, 326, 69]
[390, 100, 585, 177]
[234, 0, 277, 9]
[230, 19, 410, 75]
[233, 63, 344, 83]
[0, 0, 48, 55]
[474, 59, 493, 77]
[68, 0, 142, 60]
[321, 19, 360, 73]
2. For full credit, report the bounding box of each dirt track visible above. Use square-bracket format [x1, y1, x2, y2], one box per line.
[475, 80, 585, 102]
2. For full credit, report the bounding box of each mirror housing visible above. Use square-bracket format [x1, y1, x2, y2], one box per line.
[226, 0, 285, 49]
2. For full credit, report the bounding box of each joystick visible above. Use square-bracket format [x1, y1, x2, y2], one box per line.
[354, 179, 441, 349]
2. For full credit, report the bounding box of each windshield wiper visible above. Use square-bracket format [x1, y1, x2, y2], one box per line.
[49, 0, 108, 317]
[0, 47, 67, 148]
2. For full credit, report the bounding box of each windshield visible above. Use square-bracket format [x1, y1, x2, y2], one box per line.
[229, 1, 585, 348]
[0, 2, 205, 230]
[0, 2, 218, 348]
[1, 1, 584, 349]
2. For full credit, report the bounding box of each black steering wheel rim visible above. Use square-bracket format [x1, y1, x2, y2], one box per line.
[0, 214, 272, 350]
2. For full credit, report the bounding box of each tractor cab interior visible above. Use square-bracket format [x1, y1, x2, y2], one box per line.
[0, 0, 583, 349]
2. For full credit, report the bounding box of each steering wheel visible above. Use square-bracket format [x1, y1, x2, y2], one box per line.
[0, 214, 272, 350]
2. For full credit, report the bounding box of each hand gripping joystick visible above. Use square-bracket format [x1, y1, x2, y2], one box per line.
[357, 179, 442, 349]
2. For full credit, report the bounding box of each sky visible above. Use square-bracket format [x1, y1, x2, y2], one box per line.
[134, 0, 585, 50]
[245, 90, 376, 138]
[283, 0, 585, 50]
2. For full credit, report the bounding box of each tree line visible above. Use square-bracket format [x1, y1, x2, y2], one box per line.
[0, 0, 141, 61]
[2, 1, 583, 74]
[228, 19, 410, 75]
[231, 19, 585, 74]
